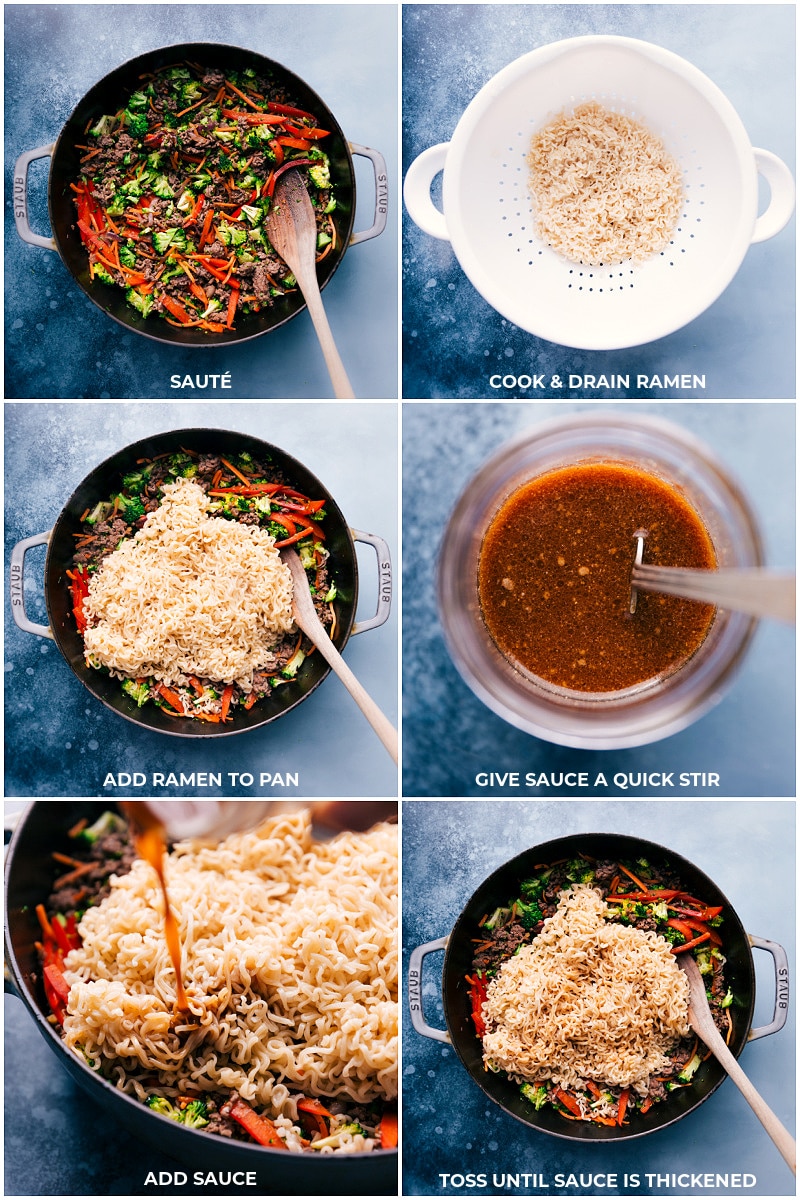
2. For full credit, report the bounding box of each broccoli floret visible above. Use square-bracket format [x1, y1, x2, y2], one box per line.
[93, 263, 115, 286]
[146, 1095, 181, 1121]
[695, 948, 714, 975]
[565, 857, 595, 885]
[121, 469, 145, 490]
[519, 874, 548, 900]
[180, 81, 203, 107]
[75, 811, 125, 844]
[324, 196, 336, 214]
[124, 110, 149, 138]
[649, 901, 669, 921]
[516, 898, 543, 929]
[662, 926, 685, 946]
[308, 160, 330, 189]
[84, 500, 111, 526]
[240, 204, 261, 227]
[119, 245, 137, 269]
[520, 1082, 549, 1110]
[127, 90, 149, 112]
[105, 193, 128, 217]
[308, 1120, 366, 1150]
[152, 228, 187, 255]
[126, 287, 154, 318]
[317, 230, 332, 250]
[719, 989, 734, 1009]
[323, 583, 337, 603]
[151, 175, 174, 200]
[178, 1098, 209, 1128]
[122, 495, 145, 523]
[90, 114, 116, 138]
[677, 1052, 702, 1084]
[122, 678, 151, 707]
[254, 495, 272, 518]
[482, 906, 510, 932]
[298, 542, 316, 569]
[281, 649, 306, 679]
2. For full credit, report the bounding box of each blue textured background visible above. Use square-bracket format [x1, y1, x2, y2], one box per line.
[4, 402, 398, 797]
[402, 799, 796, 1197]
[402, 402, 795, 797]
[402, 4, 796, 399]
[5, 4, 398, 399]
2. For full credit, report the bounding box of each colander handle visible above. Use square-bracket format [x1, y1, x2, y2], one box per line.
[752, 149, 796, 244]
[10, 531, 54, 639]
[747, 934, 790, 1041]
[408, 936, 451, 1042]
[13, 145, 57, 251]
[403, 144, 451, 240]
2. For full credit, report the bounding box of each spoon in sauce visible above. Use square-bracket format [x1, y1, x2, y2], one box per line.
[630, 533, 795, 624]
[678, 953, 795, 1174]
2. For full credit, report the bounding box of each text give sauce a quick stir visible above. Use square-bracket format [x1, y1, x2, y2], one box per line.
[478, 463, 716, 692]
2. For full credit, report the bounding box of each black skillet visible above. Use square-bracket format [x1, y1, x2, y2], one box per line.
[13, 42, 387, 346]
[4, 800, 398, 1194]
[409, 832, 789, 1142]
[9, 427, 391, 737]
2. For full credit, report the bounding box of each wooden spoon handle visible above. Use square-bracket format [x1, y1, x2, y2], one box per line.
[301, 281, 355, 399]
[309, 631, 398, 762]
[708, 1034, 796, 1173]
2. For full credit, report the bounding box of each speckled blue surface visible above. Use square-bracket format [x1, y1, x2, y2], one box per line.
[4, 4, 398, 399]
[402, 402, 795, 797]
[4, 402, 398, 797]
[402, 4, 795, 399]
[402, 799, 796, 1197]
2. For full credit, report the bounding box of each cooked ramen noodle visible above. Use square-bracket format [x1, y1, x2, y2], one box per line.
[527, 102, 684, 265]
[481, 884, 690, 1094]
[59, 810, 398, 1151]
[82, 476, 295, 691]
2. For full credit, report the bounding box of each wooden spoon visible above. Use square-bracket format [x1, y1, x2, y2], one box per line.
[678, 952, 795, 1174]
[281, 547, 397, 763]
[265, 169, 355, 398]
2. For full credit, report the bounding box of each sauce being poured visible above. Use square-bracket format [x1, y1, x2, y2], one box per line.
[478, 462, 717, 692]
[120, 802, 188, 1012]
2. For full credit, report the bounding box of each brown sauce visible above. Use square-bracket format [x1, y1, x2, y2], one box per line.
[120, 802, 188, 1012]
[478, 462, 716, 692]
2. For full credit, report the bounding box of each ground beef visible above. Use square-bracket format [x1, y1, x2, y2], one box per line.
[47, 822, 136, 914]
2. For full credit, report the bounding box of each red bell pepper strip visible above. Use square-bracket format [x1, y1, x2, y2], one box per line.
[268, 100, 318, 122]
[284, 123, 330, 140]
[465, 973, 488, 1037]
[617, 1088, 630, 1125]
[297, 1098, 332, 1139]
[220, 684, 234, 723]
[671, 931, 711, 954]
[553, 1088, 583, 1119]
[224, 1096, 285, 1148]
[278, 136, 313, 152]
[44, 960, 71, 1006]
[160, 294, 193, 325]
[50, 915, 75, 958]
[155, 683, 185, 714]
[225, 287, 238, 330]
[380, 1110, 398, 1149]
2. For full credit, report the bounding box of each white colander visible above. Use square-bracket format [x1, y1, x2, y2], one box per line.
[404, 36, 795, 350]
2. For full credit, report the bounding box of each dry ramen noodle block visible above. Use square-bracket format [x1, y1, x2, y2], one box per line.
[481, 885, 690, 1094]
[527, 102, 684, 266]
[61, 810, 398, 1151]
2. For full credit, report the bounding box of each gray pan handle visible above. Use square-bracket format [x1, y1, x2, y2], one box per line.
[14, 145, 57, 251]
[747, 935, 790, 1040]
[351, 530, 391, 635]
[10, 531, 54, 639]
[408, 936, 451, 1043]
[348, 144, 388, 246]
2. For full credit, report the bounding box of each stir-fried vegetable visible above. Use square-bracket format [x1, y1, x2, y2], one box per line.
[73, 62, 336, 332]
[468, 852, 733, 1128]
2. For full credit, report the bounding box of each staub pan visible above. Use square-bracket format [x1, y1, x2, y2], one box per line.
[13, 41, 387, 345]
[409, 832, 789, 1142]
[5, 801, 397, 1194]
[9, 427, 391, 737]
